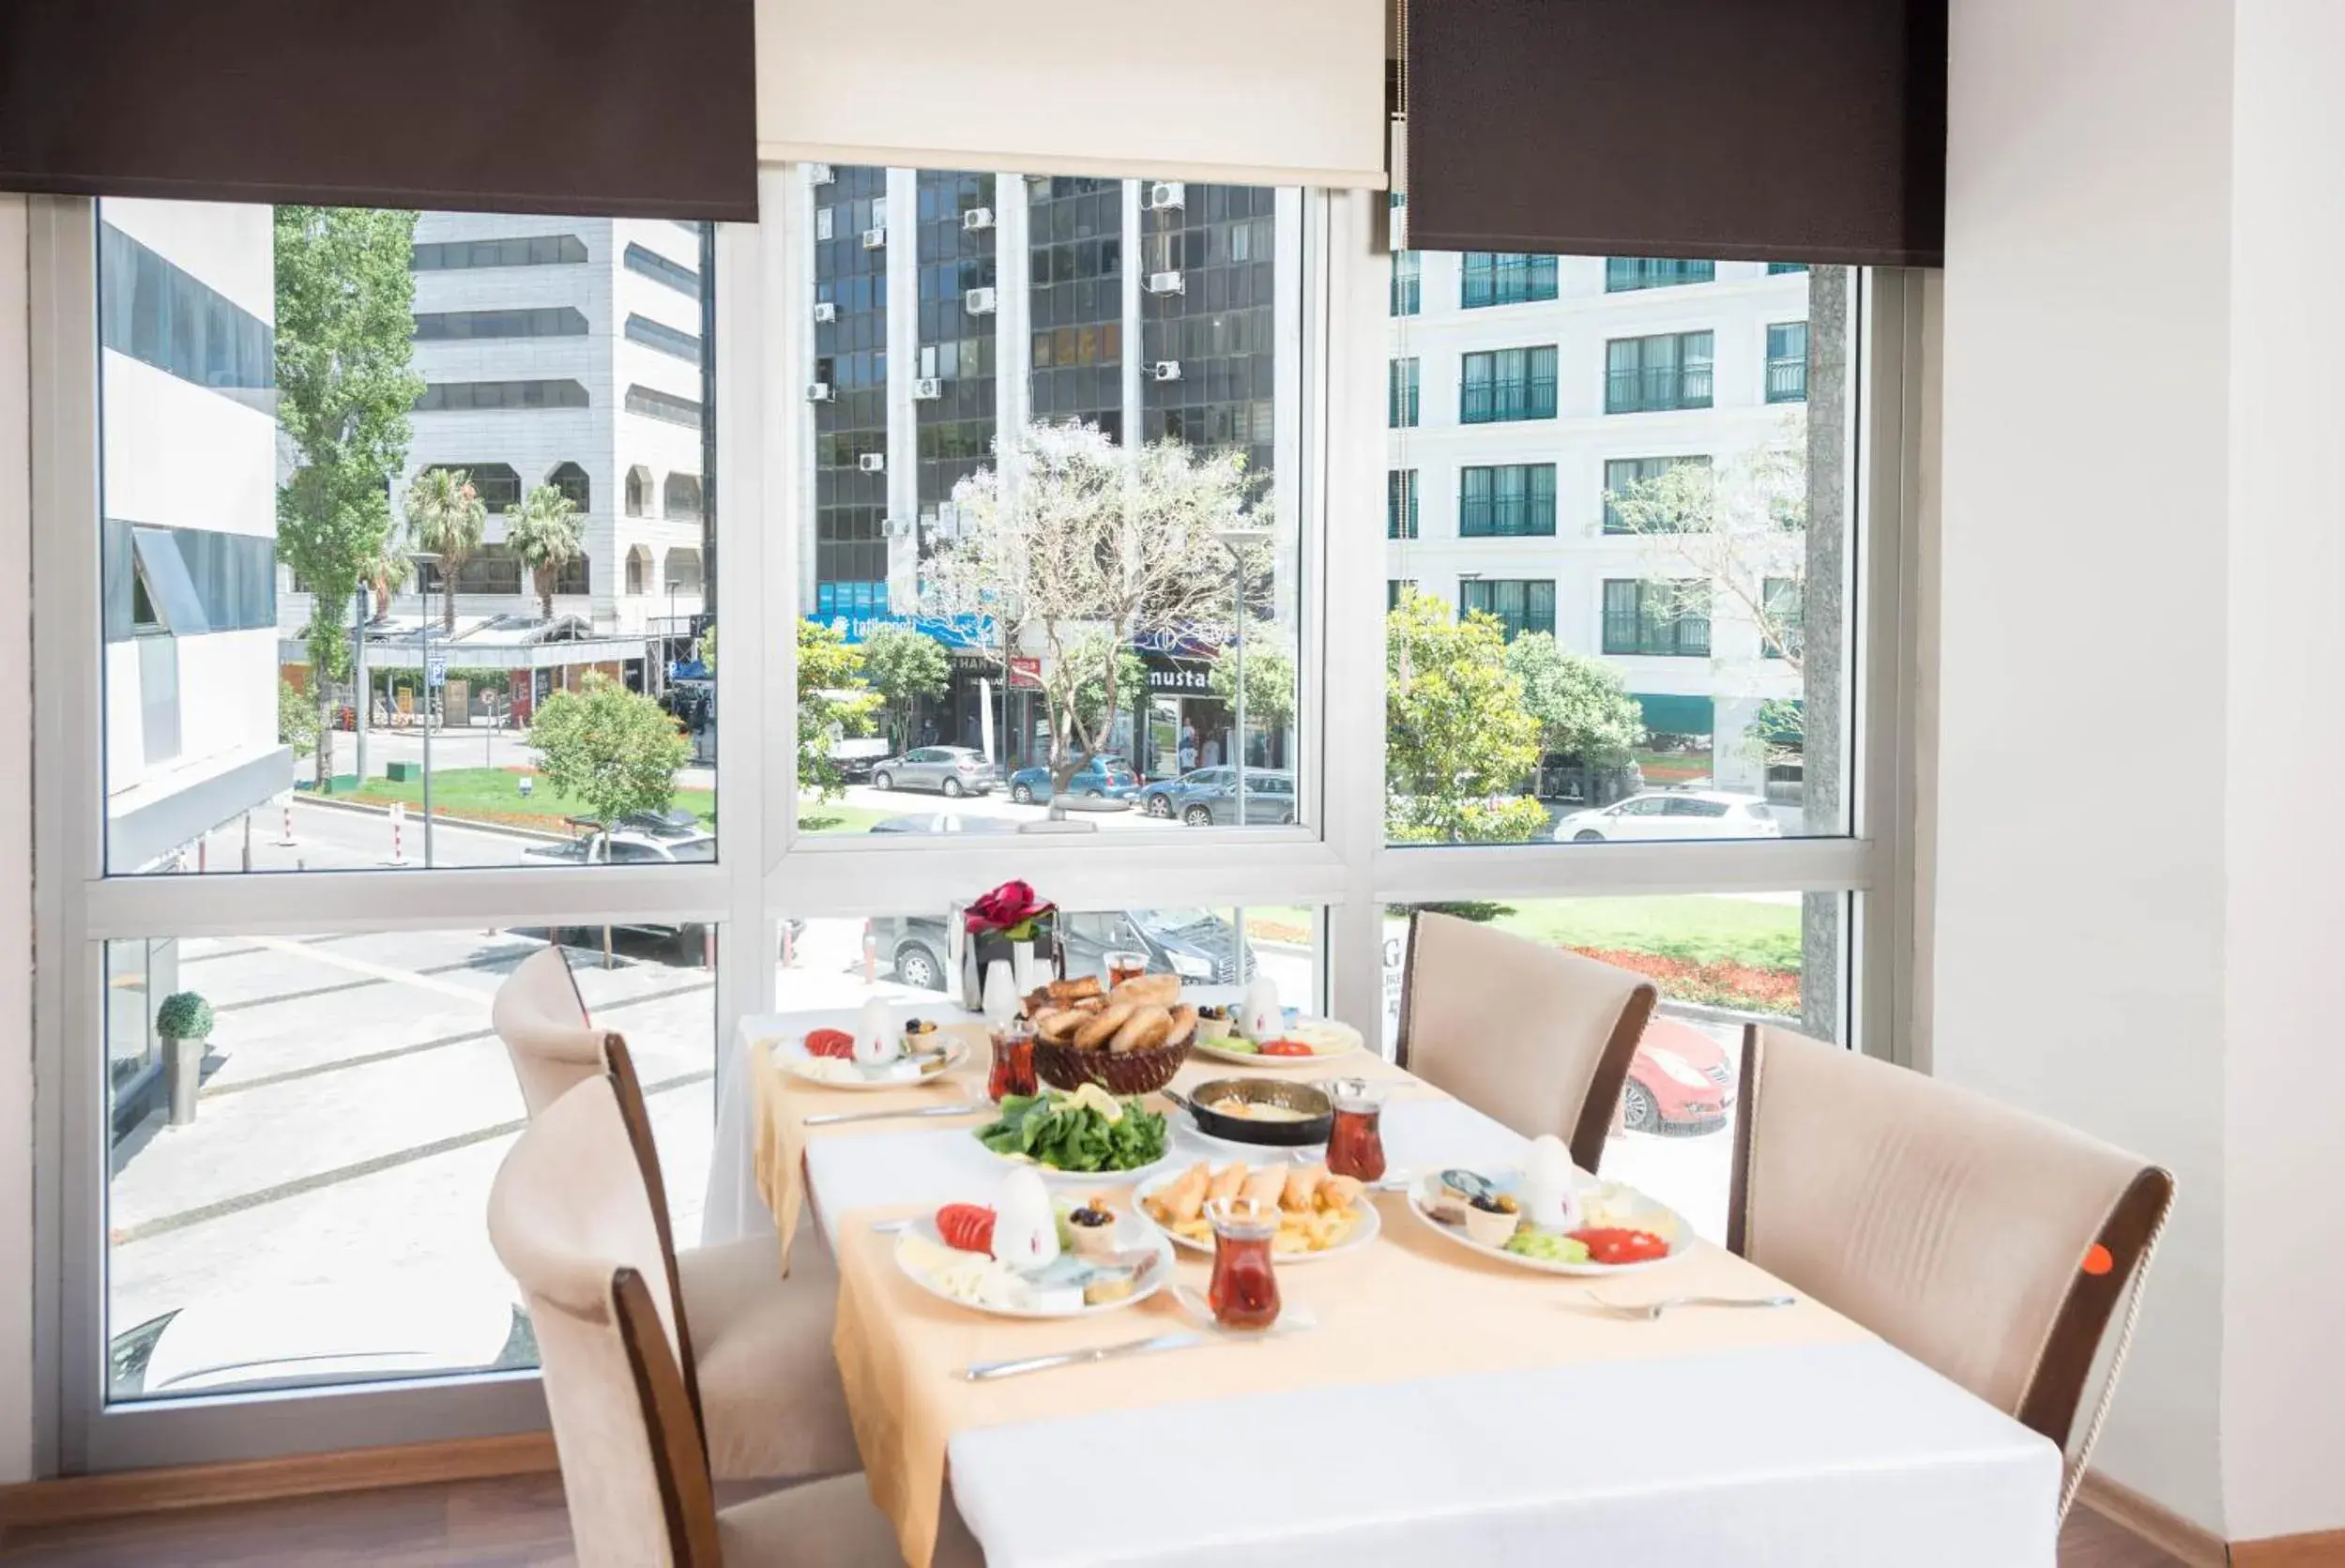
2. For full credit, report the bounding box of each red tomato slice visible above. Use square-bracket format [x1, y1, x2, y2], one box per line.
[1257, 1039, 1315, 1058]
[1567, 1227, 1670, 1266]
[804, 1027, 856, 1060]
[936, 1203, 997, 1255]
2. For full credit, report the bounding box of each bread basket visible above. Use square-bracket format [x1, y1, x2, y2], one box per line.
[1031, 1035, 1191, 1096]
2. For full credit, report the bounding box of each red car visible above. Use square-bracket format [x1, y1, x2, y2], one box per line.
[1621, 1017, 1737, 1133]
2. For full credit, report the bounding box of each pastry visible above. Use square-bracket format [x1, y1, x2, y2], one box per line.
[1163, 1162, 1211, 1225]
[1073, 1001, 1137, 1050]
[1108, 972, 1180, 1009]
[1208, 1163, 1248, 1206]
[1033, 1008, 1088, 1044]
[1108, 1003, 1174, 1054]
[1318, 1174, 1366, 1210]
[1282, 1162, 1327, 1211]
[1047, 975, 1104, 1005]
[1241, 1166, 1287, 1212]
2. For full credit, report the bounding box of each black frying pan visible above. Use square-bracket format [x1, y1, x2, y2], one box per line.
[1164, 1077, 1332, 1148]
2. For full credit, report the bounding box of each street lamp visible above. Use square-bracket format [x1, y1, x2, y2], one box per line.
[1213, 526, 1272, 827]
[410, 551, 441, 869]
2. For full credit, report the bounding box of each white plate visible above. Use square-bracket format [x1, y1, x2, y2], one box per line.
[1131, 1163, 1380, 1264]
[1187, 1017, 1364, 1069]
[980, 1140, 1187, 1188]
[891, 1216, 1175, 1319]
[1405, 1169, 1693, 1277]
[772, 1033, 967, 1090]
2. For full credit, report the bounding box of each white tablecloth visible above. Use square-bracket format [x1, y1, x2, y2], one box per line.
[707, 1008, 2063, 1568]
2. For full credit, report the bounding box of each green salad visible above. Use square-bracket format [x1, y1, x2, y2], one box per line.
[1503, 1229, 1591, 1265]
[975, 1083, 1168, 1173]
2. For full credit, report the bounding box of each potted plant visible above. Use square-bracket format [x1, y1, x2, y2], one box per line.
[954, 880, 1059, 1009]
[156, 991, 214, 1127]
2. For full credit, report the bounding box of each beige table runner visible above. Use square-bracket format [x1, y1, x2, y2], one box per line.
[831, 1187, 1873, 1568]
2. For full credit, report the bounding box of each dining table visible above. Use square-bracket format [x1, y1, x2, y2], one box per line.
[703, 996, 2062, 1568]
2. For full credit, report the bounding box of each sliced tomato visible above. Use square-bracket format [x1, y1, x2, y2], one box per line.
[1567, 1226, 1670, 1266]
[936, 1203, 997, 1255]
[804, 1027, 856, 1060]
[1257, 1038, 1315, 1058]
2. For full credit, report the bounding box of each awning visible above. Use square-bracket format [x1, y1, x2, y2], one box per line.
[1633, 693, 1716, 738]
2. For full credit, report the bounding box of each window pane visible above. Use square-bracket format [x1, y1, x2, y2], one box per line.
[796, 170, 1302, 839]
[1385, 254, 1852, 845]
[98, 200, 715, 873]
[104, 924, 715, 1403]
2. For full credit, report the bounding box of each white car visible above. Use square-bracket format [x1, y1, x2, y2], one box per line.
[1553, 789, 1781, 843]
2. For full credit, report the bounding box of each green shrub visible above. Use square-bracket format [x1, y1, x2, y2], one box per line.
[156, 992, 214, 1041]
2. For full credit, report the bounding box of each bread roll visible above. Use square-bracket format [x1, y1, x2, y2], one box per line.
[1034, 1008, 1087, 1045]
[1073, 1001, 1136, 1050]
[1108, 972, 1180, 1009]
[1108, 1004, 1174, 1054]
[1047, 975, 1103, 1004]
[1165, 1004, 1198, 1045]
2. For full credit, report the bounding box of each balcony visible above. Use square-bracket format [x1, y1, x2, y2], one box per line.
[1605, 365, 1714, 415]
[1766, 357, 1808, 403]
[1459, 378, 1559, 424]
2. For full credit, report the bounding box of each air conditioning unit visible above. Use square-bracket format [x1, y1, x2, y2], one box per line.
[913, 376, 943, 401]
[1150, 360, 1182, 382]
[965, 286, 997, 315]
[805, 382, 833, 402]
[815, 208, 833, 242]
[1145, 181, 1186, 211]
[809, 162, 836, 186]
[858, 452, 887, 473]
[812, 301, 837, 324]
[1145, 270, 1185, 296]
[963, 206, 996, 232]
[860, 226, 887, 251]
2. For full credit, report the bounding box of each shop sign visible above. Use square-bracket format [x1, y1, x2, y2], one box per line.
[1009, 656, 1042, 690]
[1145, 656, 1213, 694]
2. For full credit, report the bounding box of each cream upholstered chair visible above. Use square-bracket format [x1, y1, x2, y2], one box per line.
[487, 1075, 916, 1567]
[492, 946, 857, 1484]
[1395, 910, 1658, 1171]
[1728, 1022, 2174, 1516]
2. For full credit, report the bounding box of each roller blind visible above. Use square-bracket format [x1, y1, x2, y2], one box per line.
[1407, 0, 1946, 267]
[756, 0, 1388, 188]
[0, 1, 757, 221]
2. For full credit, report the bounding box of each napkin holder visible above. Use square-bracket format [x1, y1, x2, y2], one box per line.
[957, 906, 1061, 1011]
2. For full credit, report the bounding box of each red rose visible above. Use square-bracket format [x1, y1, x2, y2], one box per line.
[966, 879, 1052, 933]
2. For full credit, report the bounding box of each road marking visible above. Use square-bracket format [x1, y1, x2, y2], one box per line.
[247, 934, 495, 1004]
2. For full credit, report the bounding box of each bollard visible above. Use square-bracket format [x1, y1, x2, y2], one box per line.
[388, 801, 408, 867]
[276, 794, 298, 847]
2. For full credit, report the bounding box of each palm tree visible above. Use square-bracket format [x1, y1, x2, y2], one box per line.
[504, 483, 585, 620]
[358, 525, 411, 621]
[403, 466, 486, 632]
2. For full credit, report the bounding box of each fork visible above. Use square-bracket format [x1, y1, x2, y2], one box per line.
[1583, 1291, 1796, 1321]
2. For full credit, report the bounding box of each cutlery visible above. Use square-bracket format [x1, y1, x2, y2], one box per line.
[958, 1331, 1205, 1382]
[803, 1101, 990, 1127]
[1583, 1291, 1796, 1321]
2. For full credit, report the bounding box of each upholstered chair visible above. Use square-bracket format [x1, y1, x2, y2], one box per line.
[1728, 1022, 2175, 1516]
[1396, 909, 1659, 1171]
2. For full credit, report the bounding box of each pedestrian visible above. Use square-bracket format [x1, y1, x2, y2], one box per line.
[1179, 722, 1197, 773]
[1201, 733, 1221, 769]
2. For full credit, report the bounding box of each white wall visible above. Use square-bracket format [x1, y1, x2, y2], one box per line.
[1938, 0, 2235, 1533]
[0, 191, 35, 1484]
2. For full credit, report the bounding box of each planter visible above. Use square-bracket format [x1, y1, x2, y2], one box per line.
[165, 1034, 206, 1126]
[957, 911, 1061, 1011]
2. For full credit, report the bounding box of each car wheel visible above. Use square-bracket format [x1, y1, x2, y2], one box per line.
[942, 778, 965, 799]
[1280, 811, 1296, 825]
[1083, 787, 1104, 799]
[893, 941, 946, 993]
[1573, 830, 1606, 843]
[1622, 1080, 1660, 1134]
[873, 770, 893, 791]
[1182, 805, 1214, 827]
[1011, 783, 1034, 804]
[1146, 795, 1171, 818]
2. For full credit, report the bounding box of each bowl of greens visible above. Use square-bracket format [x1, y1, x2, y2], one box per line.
[974, 1083, 1175, 1180]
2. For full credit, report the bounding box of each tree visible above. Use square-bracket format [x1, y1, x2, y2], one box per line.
[923, 420, 1264, 789]
[504, 483, 585, 619]
[1384, 588, 1546, 843]
[278, 677, 319, 760]
[860, 623, 950, 751]
[1502, 632, 1643, 763]
[404, 466, 487, 632]
[528, 673, 692, 838]
[274, 206, 423, 788]
[797, 617, 878, 801]
[1207, 634, 1298, 759]
[357, 528, 412, 621]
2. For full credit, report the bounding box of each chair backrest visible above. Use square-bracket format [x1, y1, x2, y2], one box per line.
[1396, 910, 1658, 1171]
[494, 946, 616, 1116]
[487, 1076, 719, 1568]
[1728, 1022, 2173, 1511]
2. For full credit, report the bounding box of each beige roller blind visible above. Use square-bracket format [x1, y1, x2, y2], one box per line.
[757, 0, 1387, 188]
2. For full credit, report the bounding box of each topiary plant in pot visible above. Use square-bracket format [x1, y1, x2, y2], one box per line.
[157, 992, 214, 1127]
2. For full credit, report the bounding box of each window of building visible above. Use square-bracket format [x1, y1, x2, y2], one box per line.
[664, 548, 705, 595]
[414, 462, 521, 513]
[1766, 321, 1809, 403]
[1601, 578, 1713, 656]
[410, 233, 587, 270]
[547, 462, 590, 510]
[1458, 464, 1558, 538]
[1460, 345, 1559, 423]
[98, 223, 275, 395]
[1389, 357, 1420, 428]
[1458, 577, 1556, 641]
[625, 313, 703, 362]
[411, 307, 587, 341]
[624, 241, 703, 297]
[664, 473, 704, 521]
[1768, 262, 1808, 275]
[1602, 455, 1713, 532]
[1460, 251, 1559, 309]
[1604, 331, 1714, 414]
[625, 385, 704, 429]
[1027, 175, 1123, 441]
[1388, 470, 1418, 540]
[1762, 576, 1804, 660]
[1388, 578, 1416, 610]
[1605, 257, 1717, 292]
[1390, 250, 1421, 315]
[1142, 183, 1276, 474]
[625, 464, 652, 517]
[415, 379, 588, 412]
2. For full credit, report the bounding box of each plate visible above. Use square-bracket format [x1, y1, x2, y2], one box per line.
[772, 1032, 967, 1090]
[891, 1215, 1176, 1318]
[1132, 1164, 1380, 1264]
[1405, 1169, 1693, 1277]
[1188, 1017, 1365, 1069]
[980, 1141, 1187, 1188]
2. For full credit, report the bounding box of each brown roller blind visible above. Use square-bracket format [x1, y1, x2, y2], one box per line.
[1407, 0, 1945, 267]
[1, 1, 757, 221]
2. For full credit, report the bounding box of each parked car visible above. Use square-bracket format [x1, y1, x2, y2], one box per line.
[611, 807, 704, 841]
[870, 745, 997, 798]
[867, 906, 1256, 996]
[1171, 769, 1298, 827]
[110, 1279, 530, 1398]
[1622, 1016, 1737, 1133]
[1136, 766, 1227, 818]
[1006, 756, 1139, 804]
[524, 829, 716, 955]
[830, 737, 894, 783]
[1552, 789, 1780, 844]
[866, 813, 1019, 837]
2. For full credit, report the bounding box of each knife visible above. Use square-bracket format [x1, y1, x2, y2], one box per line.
[958, 1331, 1206, 1382]
[803, 1101, 991, 1127]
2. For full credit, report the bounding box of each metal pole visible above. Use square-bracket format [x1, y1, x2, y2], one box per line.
[352, 586, 370, 791]
[1232, 565, 1246, 825]
[421, 586, 434, 868]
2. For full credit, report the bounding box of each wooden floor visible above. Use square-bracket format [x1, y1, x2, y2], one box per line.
[0, 1472, 2192, 1566]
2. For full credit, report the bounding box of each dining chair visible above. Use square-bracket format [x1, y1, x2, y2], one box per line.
[491, 946, 858, 1484]
[487, 1074, 923, 1567]
[1395, 909, 1658, 1171]
[1727, 1021, 2175, 1517]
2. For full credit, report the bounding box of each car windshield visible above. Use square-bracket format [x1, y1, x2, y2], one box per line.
[1133, 907, 1221, 936]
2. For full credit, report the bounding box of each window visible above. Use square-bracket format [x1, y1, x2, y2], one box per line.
[626, 313, 703, 362]
[1460, 345, 1559, 423]
[664, 473, 704, 521]
[626, 385, 704, 428]
[547, 462, 590, 510]
[1766, 321, 1809, 403]
[624, 241, 702, 297]
[1141, 183, 1276, 475]
[1605, 257, 1717, 292]
[417, 462, 521, 513]
[1768, 262, 1808, 275]
[625, 545, 650, 595]
[1460, 251, 1558, 308]
[1388, 579, 1416, 610]
[1388, 357, 1419, 428]
[1390, 250, 1421, 315]
[1388, 470, 1418, 540]
[1603, 455, 1713, 532]
[411, 307, 587, 341]
[625, 464, 652, 516]
[98, 223, 274, 394]
[1458, 464, 1557, 538]
[410, 233, 587, 269]
[1602, 579, 1712, 656]
[1458, 578, 1556, 641]
[415, 379, 588, 412]
[1605, 331, 1713, 414]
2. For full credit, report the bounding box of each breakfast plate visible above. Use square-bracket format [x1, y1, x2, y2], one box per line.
[1406, 1168, 1693, 1277]
[770, 1028, 968, 1090]
[892, 1214, 1175, 1318]
[1134, 1159, 1381, 1264]
[1187, 1016, 1365, 1069]
[973, 1083, 1187, 1185]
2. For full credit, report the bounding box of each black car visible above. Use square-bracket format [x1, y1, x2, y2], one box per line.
[866, 906, 1256, 996]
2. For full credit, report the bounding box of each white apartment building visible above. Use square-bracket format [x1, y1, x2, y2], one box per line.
[1386, 253, 1813, 797]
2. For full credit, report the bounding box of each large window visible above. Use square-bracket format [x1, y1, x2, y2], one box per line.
[1390, 250, 1421, 316]
[1460, 345, 1558, 423]
[1458, 464, 1557, 538]
[1605, 257, 1717, 293]
[416, 378, 589, 412]
[410, 233, 587, 270]
[1605, 331, 1714, 414]
[1389, 356, 1419, 428]
[623, 240, 702, 297]
[1603, 455, 1712, 532]
[1459, 577, 1556, 641]
[1461, 251, 1558, 308]
[412, 307, 588, 342]
[1603, 578, 1713, 656]
[1388, 469, 1419, 540]
[1767, 321, 1810, 403]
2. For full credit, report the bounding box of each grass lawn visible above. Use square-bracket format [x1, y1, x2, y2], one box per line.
[796, 802, 897, 834]
[1634, 748, 1713, 786]
[1243, 905, 1316, 946]
[350, 768, 714, 835]
[1446, 894, 1802, 973]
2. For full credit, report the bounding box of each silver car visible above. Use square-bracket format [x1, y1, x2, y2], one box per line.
[870, 745, 997, 798]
